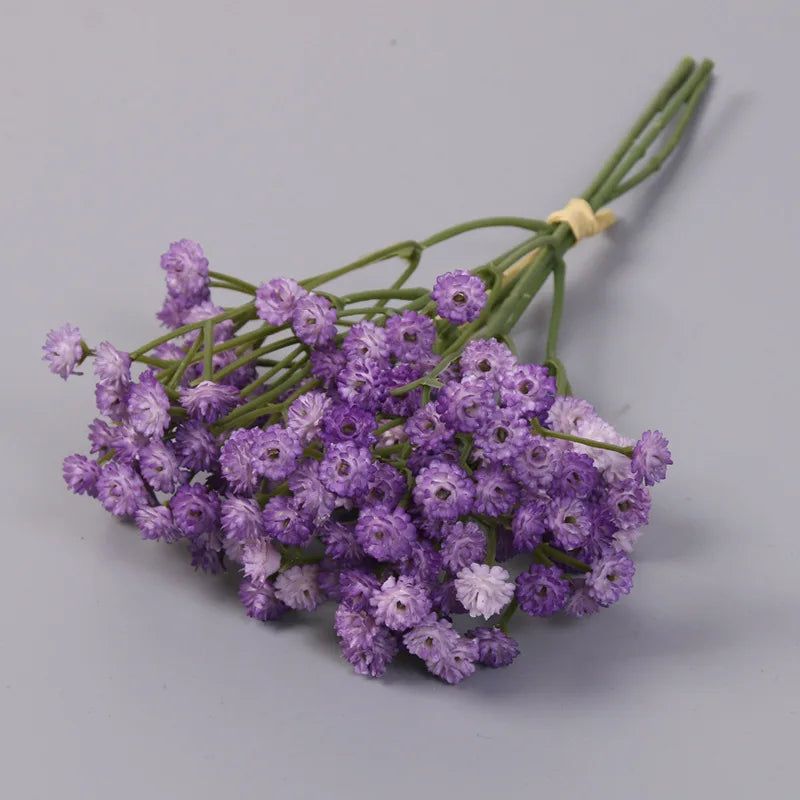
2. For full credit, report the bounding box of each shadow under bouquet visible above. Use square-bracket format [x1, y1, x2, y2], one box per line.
[43, 57, 711, 683]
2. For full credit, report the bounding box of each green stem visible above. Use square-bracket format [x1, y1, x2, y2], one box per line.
[202, 321, 214, 380]
[497, 598, 518, 633]
[532, 418, 633, 456]
[208, 271, 257, 294]
[541, 544, 592, 572]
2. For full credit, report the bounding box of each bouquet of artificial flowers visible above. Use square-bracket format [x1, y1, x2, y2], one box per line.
[43, 57, 710, 683]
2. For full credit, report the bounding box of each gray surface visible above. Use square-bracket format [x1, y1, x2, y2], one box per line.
[1, 1, 798, 797]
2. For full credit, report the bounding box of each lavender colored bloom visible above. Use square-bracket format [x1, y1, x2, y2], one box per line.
[321, 403, 376, 447]
[253, 424, 303, 482]
[431, 269, 487, 324]
[156, 296, 187, 328]
[242, 539, 282, 583]
[288, 459, 336, 525]
[370, 575, 432, 631]
[436, 377, 492, 433]
[42, 323, 83, 380]
[319, 442, 373, 498]
[513, 433, 558, 486]
[355, 505, 417, 562]
[336, 358, 387, 412]
[467, 626, 520, 668]
[152, 342, 187, 361]
[160, 239, 210, 308]
[334, 606, 398, 677]
[62, 454, 100, 497]
[108, 423, 148, 465]
[548, 496, 592, 550]
[425, 636, 479, 684]
[126, 371, 170, 438]
[96, 462, 148, 517]
[181, 301, 235, 344]
[363, 461, 406, 508]
[262, 495, 313, 546]
[607, 479, 651, 531]
[563, 581, 602, 617]
[632, 430, 673, 486]
[310, 344, 347, 387]
[454, 563, 514, 618]
[405, 402, 454, 451]
[179, 381, 240, 423]
[139, 440, 185, 493]
[613, 527, 644, 554]
[412, 460, 474, 521]
[221, 496, 266, 542]
[574, 415, 636, 484]
[286, 390, 332, 443]
[292, 293, 337, 346]
[403, 614, 461, 662]
[429, 578, 466, 616]
[320, 522, 364, 564]
[586, 550, 635, 605]
[339, 570, 381, 611]
[171, 483, 220, 536]
[385, 310, 436, 362]
[472, 407, 528, 463]
[255, 277, 307, 325]
[135, 505, 181, 543]
[400, 538, 442, 584]
[275, 565, 323, 611]
[459, 339, 517, 388]
[342, 320, 389, 362]
[511, 501, 547, 551]
[516, 564, 570, 616]
[88, 418, 114, 454]
[174, 420, 219, 471]
[546, 395, 597, 433]
[92, 341, 131, 390]
[500, 363, 556, 417]
[219, 428, 262, 495]
[555, 451, 599, 499]
[239, 578, 287, 621]
[472, 463, 519, 517]
[381, 363, 424, 418]
[95, 382, 127, 422]
[440, 521, 486, 573]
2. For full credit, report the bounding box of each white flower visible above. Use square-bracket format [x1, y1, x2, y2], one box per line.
[241, 539, 281, 583]
[574, 416, 635, 484]
[454, 563, 514, 619]
[274, 564, 322, 611]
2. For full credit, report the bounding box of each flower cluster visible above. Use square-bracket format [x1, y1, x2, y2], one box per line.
[45, 234, 672, 684]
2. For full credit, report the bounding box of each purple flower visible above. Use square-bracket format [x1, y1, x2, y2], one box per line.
[513, 433, 559, 486]
[342, 321, 389, 362]
[472, 463, 519, 517]
[405, 402, 454, 451]
[555, 451, 599, 499]
[286, 390, 331, 444]
[431, 269, 487, 324]
[221, 496, 266, 542]
[262, 495, 313, 546]
[363, 461, 406, 508]
[171, 483, 220, 536]
[239, 578, 287, 621]
[511, 501, 547, 551]
[399, 538, 442, 584]
[403, 614, 461, 662]
[334, 606, 398, 678]
[255, 277, 307, 325]
[516, 564, 570, 616]
[546, 395, 597, 433]
[472, 407, 528, 463]
[126, 371, 170, 438]
[135, 505, 182, 542]
[108, 423, 147, 465]
[370, 575, 432, 631]
[459, 339, 517, 388]
[563, 581, 601, 617]
[454, 563, 514, 618]
[242, 539, 282, 583]
[95, 382, 127, 422]
[355, 505, 417, 562]
[339, 570, 381, 611]
[292, 293, 337, 346]
[62, 454, 101, 496]
[174, 421, 219, 471]
[219, 428, 262, 495]
[632, 430, 673, 486]
[160, 239, 210, 308]
[179, 381, 240, 423]
[88, 418, 114, 454]
[288, 458, 335, 525]
[321, 403, 376, 447]
[181, 302, 235, 344]
[384, 310, 436, 362]
[500, 363, 555, 417]
[381, 363, 424, 417]
[439, 521, 486, 573]
[156, 296, 187, 328]
[253, 424, 303, 482]
[436, 377, 492, 433]
[336, 358, 387, 412]
[310, 344, 347, 387]
[321, 522, 365, 565]
[586, 550, 635, 605]
[139, 440, 185, 493]
[607, 479, 651, 531]
[96, 462, 148, 517]
[92, 341, 131, 390]
[42, 324, 83, 380]
[319, 441, 373, 498]
[412, 460, 474, 521]
[425, 636, 479, 684]
[548, 496, 592, 550]
[466, 626, 520, 668]
[275, 564, 323, 611]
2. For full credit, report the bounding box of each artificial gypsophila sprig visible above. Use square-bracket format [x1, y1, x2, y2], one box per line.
[44, 56, 706, 684]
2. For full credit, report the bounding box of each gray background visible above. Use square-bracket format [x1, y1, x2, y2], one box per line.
[1, 1, 797, 797]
